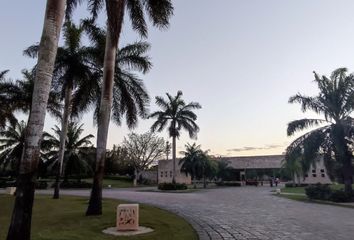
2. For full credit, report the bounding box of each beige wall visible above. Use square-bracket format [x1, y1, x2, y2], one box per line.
[158, 160, 191, 184]
[296, 158, 332, 184]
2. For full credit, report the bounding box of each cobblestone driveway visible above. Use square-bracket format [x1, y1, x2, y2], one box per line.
[47, 187, 354, 240]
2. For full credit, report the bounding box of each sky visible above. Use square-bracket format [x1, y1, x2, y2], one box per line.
[2, 0, 354, 157]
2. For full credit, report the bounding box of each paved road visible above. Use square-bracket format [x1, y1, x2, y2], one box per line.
[36, 187, 354, 240]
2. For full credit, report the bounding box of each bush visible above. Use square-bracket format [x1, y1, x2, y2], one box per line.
[330, 190, 354, 203]
[305, 183, 332, 200]
[104, 175, 132, 181]
[0, 180, 16, 188]
[215, 181, 241, 187]
[285, 183, 308, 188]
[58, 180, 92, 189]
[158, 183, 187, 190]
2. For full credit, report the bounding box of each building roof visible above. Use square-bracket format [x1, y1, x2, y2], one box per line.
[217, 155, 284, 169]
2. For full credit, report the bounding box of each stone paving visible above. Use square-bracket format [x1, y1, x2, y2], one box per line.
[41, 187, 354, 240]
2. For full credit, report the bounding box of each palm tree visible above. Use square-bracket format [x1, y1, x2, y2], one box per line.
[82, 13, 166, 215]
[0, 120, 27, 177]
[286, 68, 354, 194]
[25, 21, 94, 199]
[72, 23, 152, 129]
[179, 143, 203, 188]
[0, 119, 52, 179]
[216, 159, 232, 181]
[84, 0, 174, 216]
[2, 69, 62, 118]
[7, 1, 67, 238]
[281, 156, 302, 187]
[42, 122, 94, 181]
[150, 91, 201, 184]
[0, 70, 17, 129]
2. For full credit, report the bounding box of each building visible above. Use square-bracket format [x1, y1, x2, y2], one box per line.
[158, 155, 332, 185]
[158, 159, 191, 184]
[217, 155, 284, 181]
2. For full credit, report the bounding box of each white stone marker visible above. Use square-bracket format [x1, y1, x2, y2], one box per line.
[6, 187, 16, 195]
[117, 204, 139, 231]
[276, 188, 281, 194]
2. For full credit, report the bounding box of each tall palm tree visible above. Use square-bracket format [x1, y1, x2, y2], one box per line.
[25, 21, 94, 199]
[72, 23, 152, 129]
[84, 0, 174, 216]
[150, 91, 201, 184]
[42, 122, 94, 181]
[286, 68, 354, 194]
[7, 1, 67, 238]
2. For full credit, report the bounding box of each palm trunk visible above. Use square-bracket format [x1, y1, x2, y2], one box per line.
[333, 124, 353, 194]
[6, 1, 66, 239]
[53, 85, 72, 199]
[172, 135, 176, 184]
[86, 0, 125, 215]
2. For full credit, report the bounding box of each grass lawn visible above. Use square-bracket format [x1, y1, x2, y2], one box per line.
[275, 193, 354, 209]
[281, 184, 354, 194]
[84, 178, 135, 188]
[0, 195, 197, 240]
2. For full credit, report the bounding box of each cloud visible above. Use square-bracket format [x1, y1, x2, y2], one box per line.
[227, 144, 283, 152]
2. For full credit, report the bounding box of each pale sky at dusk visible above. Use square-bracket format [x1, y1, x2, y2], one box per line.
[2, 1, 354, 156]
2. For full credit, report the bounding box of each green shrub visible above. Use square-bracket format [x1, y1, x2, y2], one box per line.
[104, 175, 132, 181]
[305, 183, 332, 200]
[0, 180, 6, 188]
[215, 181, 241, 187]
[158, 183, 187, 190]
[0, 180, 16, 188]
[329, 190, 354, 203]
[285, 183, 308, 188]
[58, 181, 92, 189]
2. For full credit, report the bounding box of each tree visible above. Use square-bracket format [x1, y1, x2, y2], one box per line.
[0, 120, 49, 179]
[286, 68, 354, 194]
[72, 24, 152, 128]
[150, 91, 201, 183]
[7, 1, 67, 238]
[42, 122, 94, 181]
[0, 120, 27, 177]
[0, 70, 17, 129]
[25, 21, 94, 199]
[105, 145, 133, 176]
[122, 131, 165, 186]
[216, 159, 232, 181]
[84, 0, 173, 213]
[179, 143, 203, 188]
[1, 69, 62, 118]
[281, 155, 302, 186]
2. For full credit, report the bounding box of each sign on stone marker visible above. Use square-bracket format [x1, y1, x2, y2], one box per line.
[117, 204, 139, 231]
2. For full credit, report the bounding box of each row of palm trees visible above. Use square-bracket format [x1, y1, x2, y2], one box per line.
[0, 121, 94, 180]
[1, 1, 200, 239]
[284, 68, 354, 194]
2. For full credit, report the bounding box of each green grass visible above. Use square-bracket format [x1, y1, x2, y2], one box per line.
[0, 195, 197, 240]
[78, 178, 134, 188]
[281, 184, 354, 194]
[275, 193, 354, 209]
